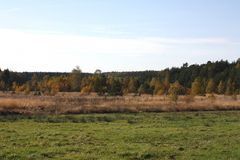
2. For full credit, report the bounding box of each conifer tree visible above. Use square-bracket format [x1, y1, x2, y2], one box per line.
[225, 79, 234, 95]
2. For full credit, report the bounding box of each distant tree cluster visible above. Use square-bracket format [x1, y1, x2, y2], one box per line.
[0, 59, 239, 96]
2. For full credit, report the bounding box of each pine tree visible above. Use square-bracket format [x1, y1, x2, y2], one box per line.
[235, 62, 240, 94]
[163, 73, 170, 93]
[93, 71, 107, 95]
[0, 80, 6, 91]
[31, 74, 38, 92]
[107, 77, 122, 96]
[225, 79, 233, 95]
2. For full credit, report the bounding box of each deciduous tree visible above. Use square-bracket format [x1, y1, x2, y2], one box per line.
[206, 79, 215, 94]
[191, 78, 201, 95]
[217, 81, 225, 94]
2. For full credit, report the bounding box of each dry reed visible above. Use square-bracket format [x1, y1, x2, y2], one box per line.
[0, 93, 239, 114]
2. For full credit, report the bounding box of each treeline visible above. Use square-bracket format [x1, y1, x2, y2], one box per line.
[0, 59, 239, 96]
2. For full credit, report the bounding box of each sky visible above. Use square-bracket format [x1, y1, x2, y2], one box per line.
[0, 0, 239, 72]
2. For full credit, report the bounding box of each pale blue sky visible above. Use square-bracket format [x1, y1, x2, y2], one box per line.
[0, 0, 239, 72]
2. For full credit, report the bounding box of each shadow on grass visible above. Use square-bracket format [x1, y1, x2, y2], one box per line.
[0, 113, 142, 124]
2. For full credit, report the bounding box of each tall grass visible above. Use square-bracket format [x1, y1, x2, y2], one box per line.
[0, 92, 239, 114]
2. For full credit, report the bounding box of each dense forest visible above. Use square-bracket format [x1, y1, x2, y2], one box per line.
[0, 59, 239, 96]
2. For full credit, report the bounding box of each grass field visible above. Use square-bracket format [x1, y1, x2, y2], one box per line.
[0, 111, 240, 160]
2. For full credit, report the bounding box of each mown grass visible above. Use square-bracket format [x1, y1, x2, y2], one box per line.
[0, 111, 240, 160]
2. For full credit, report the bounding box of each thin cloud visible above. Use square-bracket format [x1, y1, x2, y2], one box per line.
[0, 28, 239, 72]
[0, 28, 166, 55]
[145, 37, 233, 45]
[0, 7, 21, 13]
[77, 25, 132, 36]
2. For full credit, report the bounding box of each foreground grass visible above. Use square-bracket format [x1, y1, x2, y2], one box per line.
[0, 112, 240, 160]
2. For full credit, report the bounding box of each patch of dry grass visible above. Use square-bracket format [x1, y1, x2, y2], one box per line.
[0, 97, 55, 114]
[0, 92, 239, 114]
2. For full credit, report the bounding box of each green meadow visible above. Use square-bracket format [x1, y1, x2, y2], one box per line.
[0, 111, 240, 160]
